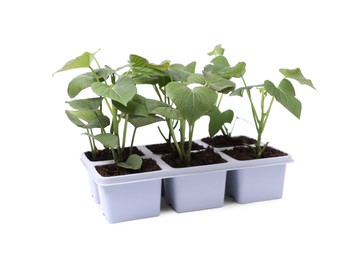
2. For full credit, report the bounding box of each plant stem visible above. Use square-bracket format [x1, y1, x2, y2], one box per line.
[180, 119, 186, 158]
[187, 123, 195, 162]
[168, 119, 182, 159]
[153, 84, 163, 102]
[87, 129, 95, 157]
[217, 93, 224, 108]
[129, 127, 137, 155]
[121, 114, 129, 152]
[242, 77, 259, 132]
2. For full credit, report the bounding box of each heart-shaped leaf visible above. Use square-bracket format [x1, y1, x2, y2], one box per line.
[54, 50, 99, 75]
[220, 62, 246, 79]
[265, 79, 302, 119]
[67, 68, 114, 98]
[66, 98, 102, 111]
[203, 71, 236, 93]
[186, 73, 206, 85]
[208, 44, 225, 56]
[129, 54, 169, 76]
[113, 94, 148, 117]
[129, 115, 164, 128]
[169, 64, 192, 82]
[92, 76, 136, 106]
[117, 154, 143, 170]
[65, 110, 109, 129]
[146, 99, 182, 119]
[207, 107, 234, 137]
[166, 82, 217, 125]
[93, 133, 119, 148]
[279, 68, 315, 89]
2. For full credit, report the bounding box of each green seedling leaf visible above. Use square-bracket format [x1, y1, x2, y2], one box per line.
[65, 110, 109, 128]
[209, 56, 230, 73]
[92, 76, 137, 106]
[129, 54, 169, 76]
[67, 73, 96, 98]
[220, 62, 246, 79]
[230, 84, 262, 97]
[264, 79, 302, 119]
[66, 97, 102, 111]
[113, 94, 149, 117]
[186, 62, 196, 73]
[186, 73, 206, 85]
[86, 115, 110, 129]
[117, 154, 142, 170]
[166, 82, 217, 125]
[279, 68, 315, 89]
[129, 115, 164, 128]
[67, 68, 115, 98]
[146, 99, 182, 119]
[203, 71, 236, 93]
[208, 44, 225, 56]
[129, 54, 149, 68]
[93, 133, 119, 148]
[169, 64, 192, 82]
[207, 107, 234, 137]
[54, 50, 99, 75]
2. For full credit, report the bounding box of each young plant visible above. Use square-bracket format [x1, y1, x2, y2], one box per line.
[54, 50, 161, 170]
[165, 82, 218, 162]
[231, 68, 315, 158]
[129, 54, 196, 146]
[204, 44, 246, 137]
[54, 50, 114, 157]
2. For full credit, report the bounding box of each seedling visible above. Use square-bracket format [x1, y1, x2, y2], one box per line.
[231, 68, 315, 158]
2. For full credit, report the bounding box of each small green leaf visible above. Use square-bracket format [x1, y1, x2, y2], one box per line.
[230, 84, 261, 97]
[129, 115, 164, 128]
[117, 154, 143, 170]
[265, 79, 302, 119]
[220, 62, 246, 78]
[203, 71, 236, 93]
[67, 73, 96, 98]
[112, 94, 148, 117]
[66, 98, 102, 111]
[166, 82, 217, 125]
[86, 115, 110, 129]
[65, 110, 109, 129]
[54, 50, 99, 74]
[67, 68, 114, 98]
[169, 64, 192, 82]
[186, 73, 206, 85]
[92, 76, 137, 106]
[207, 107, 234, 137]
[208, 44, 225, 56]
[186, 62, 196, 73]
[209, 56, 230, 73]
[93, 133, 119, 148]
[129, 54, 149, 68]
[146, 99, 182, 119]
[279, 68, 315, 89]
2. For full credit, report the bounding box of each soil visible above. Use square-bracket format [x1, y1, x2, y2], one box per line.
[201, 135, 257, 147]
[223, 146, 287, 160]
[95, 158, 161, 177]
[146, 141, 204, 155]
[85, 147, 144, 162]
[161, 147, 227, 168]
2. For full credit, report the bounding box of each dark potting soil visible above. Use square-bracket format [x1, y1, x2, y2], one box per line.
[95, 158, 161, 177]
[85, 147, 144, 162]
[146, 141, 204, 155]
[161, 147, 227, 168]
[201, 135, 257, 147]
[223, 146, 287, 160]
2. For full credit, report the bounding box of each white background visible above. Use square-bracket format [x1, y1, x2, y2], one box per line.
[1, 0, 356, 259]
